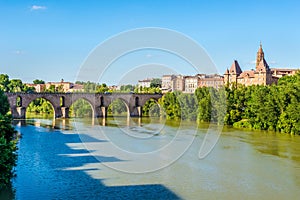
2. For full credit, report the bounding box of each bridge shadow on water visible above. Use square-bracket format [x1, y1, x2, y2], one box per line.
[8, 120, 181, 200]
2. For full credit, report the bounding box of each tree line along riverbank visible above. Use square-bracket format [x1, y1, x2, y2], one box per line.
[1, 72, 300, 134]
[0, 90, 17, 189]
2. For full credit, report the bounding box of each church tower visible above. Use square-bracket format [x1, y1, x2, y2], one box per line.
[255, 42, 270, 72]
[256, 42, 264, 67]
[254, 43, 272, 85]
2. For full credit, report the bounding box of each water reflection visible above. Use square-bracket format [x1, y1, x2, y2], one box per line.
[9, 116, 300, 199]
[12, 119, 181, 199]
[224, 130, 300, 162]
[0, 186, 15, 200]
[12, 119, 26, 127]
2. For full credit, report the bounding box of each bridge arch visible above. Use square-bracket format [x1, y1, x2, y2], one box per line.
[16, 96, 22, 107]
[100, 96, 104, 106]
[69, 97, 95, 118]
[60, 96, 65, 107]
[135, 96, 139, 106]
[25, 97, 56, 118]
[22, 95, 58, 109]
[141, 98, 162, 117]
[107, 98, 130, 117]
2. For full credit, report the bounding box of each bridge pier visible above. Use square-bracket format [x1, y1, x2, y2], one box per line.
[101, 107, 107, 118]
[129, 106, 142, 117]
[92, 106, 108, 118]
[17, 107, 26, 118]
[61, 107, 69, 118]
[54, 107, 63, 118]
[11, 107, 26, 119]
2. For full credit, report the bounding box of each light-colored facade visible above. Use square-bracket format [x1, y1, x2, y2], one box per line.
[161, 75, 186, 93]
[67, 84, 84, 92]
[26, 79, 84, 92]
[184, 76, 199, 93]
[173, 75, 185, 92]
[138, 79, 152, 88]
[198, 74, 224, 89]
[161, 74, 224, 94]
[161, 75, 175, 93]
[26, 83, 46, 92]
[46, 79, 73, 92]
[271, 68, 298, 78]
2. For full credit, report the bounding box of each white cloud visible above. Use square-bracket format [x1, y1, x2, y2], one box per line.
[30, 5, 47, 11]
[146, 54, 153, 58]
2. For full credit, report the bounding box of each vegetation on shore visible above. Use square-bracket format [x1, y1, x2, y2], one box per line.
[157, 72, 300, 134]
[0, 90, 18, 189]
[1, 72, 299, 134]
[224, 72, 300, 134]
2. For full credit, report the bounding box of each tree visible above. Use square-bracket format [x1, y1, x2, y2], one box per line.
[8, 79, 24, 92]
[224, 85, 246, 125]
[69, 99, 93, 117]
[96, 83, 109, 93]
[0, 74, 10, 92]
[0, 90, 10, 115]
[109, 99, 127, 115]
[161, 92, 181, 119]
[143, 99, 160, 117]
[56, 84, 64, 92]
[33, 79, 45, 84]
[45, 85, 56, 93]
[178, 93, 198, 120]
[276, 72, 300, 134]
[120, 85, 135, 92]
[195, 87, 211, 122]
[0, 90, 17, 189]
[150, 78, 162, 88]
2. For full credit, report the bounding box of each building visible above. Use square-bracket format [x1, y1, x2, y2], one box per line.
[45, 79, 73, 92]
[161, 75, 175, 93]
[198, 74, 224, 89]
[224, 43, 278, 86]
[271, 68, 298, 78]
[161, 73, 224, 94]
[173, 75, 185, 92]
[67, 84, 84, 92]
[26, 83, 46, 92]
[184, 76, 199, 93]
[26, 79, 84, 93]
[161, 75, 186, 93]
[108, 85, 118, 91]
[137, 78, 152, 88]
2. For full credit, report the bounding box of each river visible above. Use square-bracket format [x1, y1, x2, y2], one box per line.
[1, 116, 300, 199]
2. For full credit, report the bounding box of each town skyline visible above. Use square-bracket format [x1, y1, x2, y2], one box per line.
[1, 1, 300, 85]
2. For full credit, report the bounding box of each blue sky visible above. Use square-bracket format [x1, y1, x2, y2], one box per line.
[1, 0, 300, 84]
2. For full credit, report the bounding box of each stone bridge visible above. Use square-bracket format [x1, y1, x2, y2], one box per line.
[4, 92, 162, 119]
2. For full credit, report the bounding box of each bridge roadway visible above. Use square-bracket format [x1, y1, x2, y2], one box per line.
[4, 92, 162, 119]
